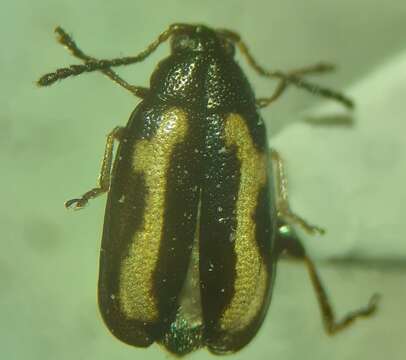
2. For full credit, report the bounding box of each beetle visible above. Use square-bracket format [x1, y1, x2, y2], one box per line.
[38, 24, 378, 356]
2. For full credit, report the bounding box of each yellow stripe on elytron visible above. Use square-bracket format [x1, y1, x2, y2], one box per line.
[220, 113, 268, 332]
[118, 108, 188, 321]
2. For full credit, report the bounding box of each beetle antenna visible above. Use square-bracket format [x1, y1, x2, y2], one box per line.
[219, 29, 354, 109]
[37, 24, 190, 88]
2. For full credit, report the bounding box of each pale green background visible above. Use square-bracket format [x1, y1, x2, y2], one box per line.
[1, 1, 405, 360]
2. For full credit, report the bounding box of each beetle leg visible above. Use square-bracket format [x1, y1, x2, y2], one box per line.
[37, 27, 149, 98]
[237, 38, 354, 108]
[271, 149, 325, 235]
[303, 255, 380, 334]
[37, 24, 192, 92]
[276, 221, 379, 333]
[219, 29, 353, 109]
[65, 126, 124, 209]
[256, 63, 336, 108]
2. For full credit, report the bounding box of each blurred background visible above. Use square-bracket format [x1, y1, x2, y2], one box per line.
[1, 1, 405, 359]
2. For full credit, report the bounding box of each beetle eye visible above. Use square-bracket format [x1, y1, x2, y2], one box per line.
[220, 38, 235, 56]
[223, 40, 235, 56]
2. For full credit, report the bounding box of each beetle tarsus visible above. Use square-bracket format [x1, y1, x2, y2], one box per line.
[65, 197, 88, 209]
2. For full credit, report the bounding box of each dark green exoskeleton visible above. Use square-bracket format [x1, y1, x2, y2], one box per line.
[38, 24, 378, 356]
